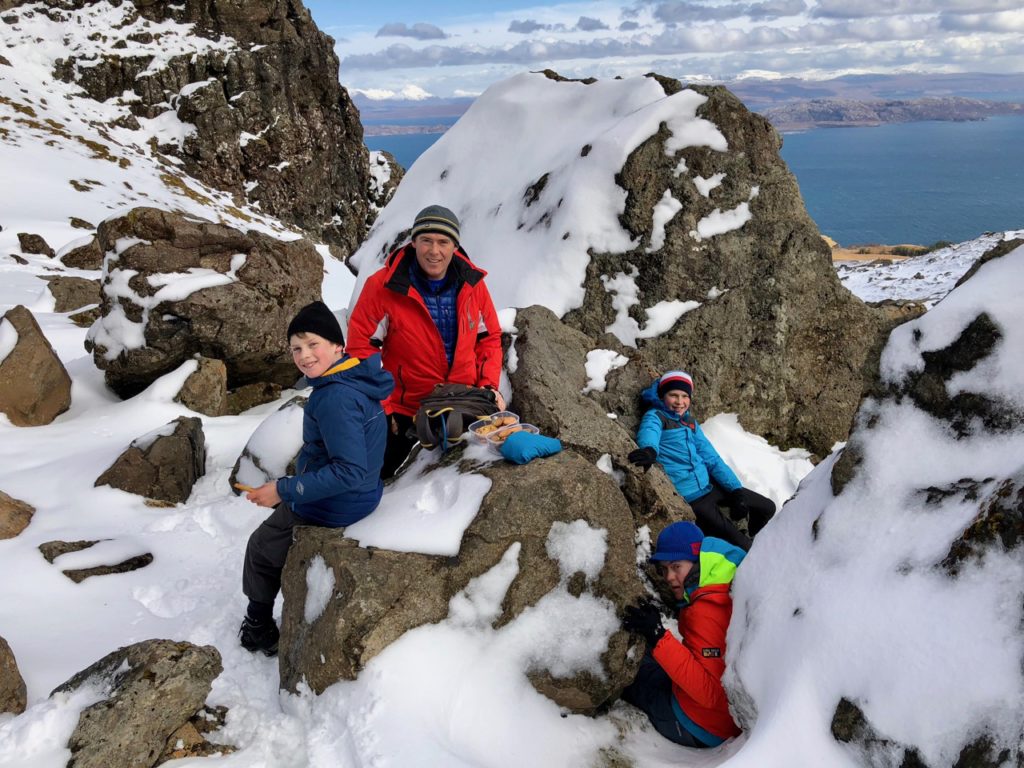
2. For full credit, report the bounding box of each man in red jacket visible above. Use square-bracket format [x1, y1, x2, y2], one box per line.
[621, 521, 746, 748]
[346, 204, 504, 477]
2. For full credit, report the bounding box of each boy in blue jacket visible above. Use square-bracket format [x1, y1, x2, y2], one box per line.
[628, 370, 775, 551]
[239, 301, 393, 655]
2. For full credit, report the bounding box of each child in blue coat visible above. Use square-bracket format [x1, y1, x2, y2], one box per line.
[628, 370, 775, 551]
[238, 301, 394, 655]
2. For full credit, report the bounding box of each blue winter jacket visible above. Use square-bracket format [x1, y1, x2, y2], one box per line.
[635, 380, 741, 503]
[276, 353, 394, 526]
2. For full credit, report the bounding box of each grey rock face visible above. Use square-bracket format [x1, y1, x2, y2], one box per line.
[0, 635, 26, 715]
[52, 639, 222, 768]
[367, 150, 404, 215]
[0, 489, 34, 540]
[42, 275, 101, 313]
[554, 76, 898, 458]
[0, 305, 72, 427]
[85, 207, 322, 398]
[175, 357, 228, 417]
[95, 416, 206, 504]
[279, 451, 644, 713]
[48, 0, 373, 253]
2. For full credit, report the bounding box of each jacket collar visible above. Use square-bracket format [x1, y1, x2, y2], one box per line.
[382, 243, 486, 296]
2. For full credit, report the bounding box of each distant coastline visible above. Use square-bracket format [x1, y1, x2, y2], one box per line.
[761, 96, 1024, 132]
[363, 124, 451, 137]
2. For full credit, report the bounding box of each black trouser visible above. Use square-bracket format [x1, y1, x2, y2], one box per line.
[381, 412, 416, 479]
[688, 484, 776, 552]
[622, 653, 708, 748]
[242, 502, 303, 607]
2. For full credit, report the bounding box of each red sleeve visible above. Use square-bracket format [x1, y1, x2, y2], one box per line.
[651, 615, 727, 709]
[472, 281, 503, 390]
[345, 273, 386, 360]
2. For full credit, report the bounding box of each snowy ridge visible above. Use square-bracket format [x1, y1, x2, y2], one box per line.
[349, 73, 741, 319]
[836, 229, 1024, 306]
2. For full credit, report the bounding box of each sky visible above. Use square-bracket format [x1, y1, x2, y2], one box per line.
[304, 0, 1024, 99]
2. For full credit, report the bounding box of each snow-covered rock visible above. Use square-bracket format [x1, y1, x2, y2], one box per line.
[727, 242, 1024, 765]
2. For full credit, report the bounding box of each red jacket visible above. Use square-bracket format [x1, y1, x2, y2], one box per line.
[346, 244, 503, 417]
[651, 582, 741, 743]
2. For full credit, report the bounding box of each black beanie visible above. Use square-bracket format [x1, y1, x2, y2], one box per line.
[287, 301, 344, 346]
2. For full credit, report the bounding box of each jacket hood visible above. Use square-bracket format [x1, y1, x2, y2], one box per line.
[311, 352, 394, 401]
[684, 536, 746, 602]
[642, 378, 690, 420]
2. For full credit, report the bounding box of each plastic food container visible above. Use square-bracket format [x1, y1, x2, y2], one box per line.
[487, 423, 539, 453]
[468, 411, 520, 444]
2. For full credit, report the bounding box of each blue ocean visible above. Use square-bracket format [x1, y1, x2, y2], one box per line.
[365, 116, 1024, 246]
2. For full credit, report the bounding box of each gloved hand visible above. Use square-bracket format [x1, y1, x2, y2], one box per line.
[622, 598, 666, 647]
[628, 446, 657, 470]
[728, 488, 751, 520]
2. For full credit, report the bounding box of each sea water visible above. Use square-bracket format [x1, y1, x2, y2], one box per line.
[365, 116, 1024, 246]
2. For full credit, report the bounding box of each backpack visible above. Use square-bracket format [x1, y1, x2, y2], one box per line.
[414, 383, 499, 450]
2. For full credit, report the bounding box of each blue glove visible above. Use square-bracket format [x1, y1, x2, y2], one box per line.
[500, 431, 562, 464]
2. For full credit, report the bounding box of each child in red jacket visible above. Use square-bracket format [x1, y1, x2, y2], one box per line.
[622, 521, 746, 748]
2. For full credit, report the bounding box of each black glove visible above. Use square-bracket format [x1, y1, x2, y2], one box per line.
[728, 489, 751, 520]
[622, 598, 666, 647]
[628, 446, 657, 470]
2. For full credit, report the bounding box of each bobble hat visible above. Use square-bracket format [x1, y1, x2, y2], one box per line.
[657, 370, 694, 399]
[411, 204, 460, 244]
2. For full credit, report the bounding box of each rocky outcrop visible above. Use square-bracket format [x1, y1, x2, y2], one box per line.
[279, 451, 645, 712]
[42, 275, 101, 313]
[556, 79, 897, 458]
[52, 639, 222, 768]
[0, 635, 26, 715]
[0, 305, 72, 427]
[367, 150, 404, 215]
[47, 0, 373, 253]
[175, 357, 227, 417]
[95, 416, 206, 503]
[0, 489, 34, 539]
[85, 207, 321, 398]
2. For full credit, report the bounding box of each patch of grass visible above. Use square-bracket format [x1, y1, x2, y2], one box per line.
[0, 94, 37, 117]
[160, 172, 213, 205]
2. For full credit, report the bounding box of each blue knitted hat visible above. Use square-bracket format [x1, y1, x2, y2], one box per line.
[650, 521, 704, 563]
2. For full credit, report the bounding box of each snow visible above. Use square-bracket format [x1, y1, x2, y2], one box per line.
[545, 520, 608, 583]
[694, 173, 726, 197]
[601, 266, 700, 347]
[648, 189, 683, 252]
[596, 454, 626, 487]
[343, 451, 492, 556]
[695, 202, 752, 240]
[349, 73, 728, 319]
[582, 349, 629, 394]
[303, 556, 335, 625]
[0, 318, 17, 366]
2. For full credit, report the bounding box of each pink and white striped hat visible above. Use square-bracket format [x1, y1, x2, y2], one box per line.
[657, 370, 693, 398]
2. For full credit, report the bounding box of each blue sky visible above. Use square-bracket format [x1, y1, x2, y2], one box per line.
[303, 1, 1024, 99]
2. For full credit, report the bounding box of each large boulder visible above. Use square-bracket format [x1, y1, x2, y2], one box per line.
[279, 451, 645, 713]
[229, 395, 306, 492]
[175, 357, 227, 417]
[0, 635, 26, 715]
[95, 416, 206, 503]
[85, 207, 321, 398]
[726, 242, 1024, 765]
[52, 639, 222, 768]
[48, 0, 374, 253]
[0, 305, 72, 426]
[0, 489, 34, 539]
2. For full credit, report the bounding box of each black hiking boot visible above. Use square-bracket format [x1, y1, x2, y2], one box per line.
[238, 616, 279, 656]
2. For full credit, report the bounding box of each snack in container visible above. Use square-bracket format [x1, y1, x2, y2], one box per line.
[468, 411, 520, 443]
[487, 423, 539, 453]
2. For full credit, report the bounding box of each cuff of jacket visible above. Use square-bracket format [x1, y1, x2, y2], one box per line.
[276, 477, 295, 503]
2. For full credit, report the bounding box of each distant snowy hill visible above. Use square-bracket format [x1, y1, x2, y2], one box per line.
[837, 230, 1024, 306]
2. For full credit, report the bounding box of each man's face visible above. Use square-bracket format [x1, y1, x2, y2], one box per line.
[413, 233, 456, 280]
[659, 559, 695, 600]
[662, 389, 691, 415]
[290, 332, 343, 379]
